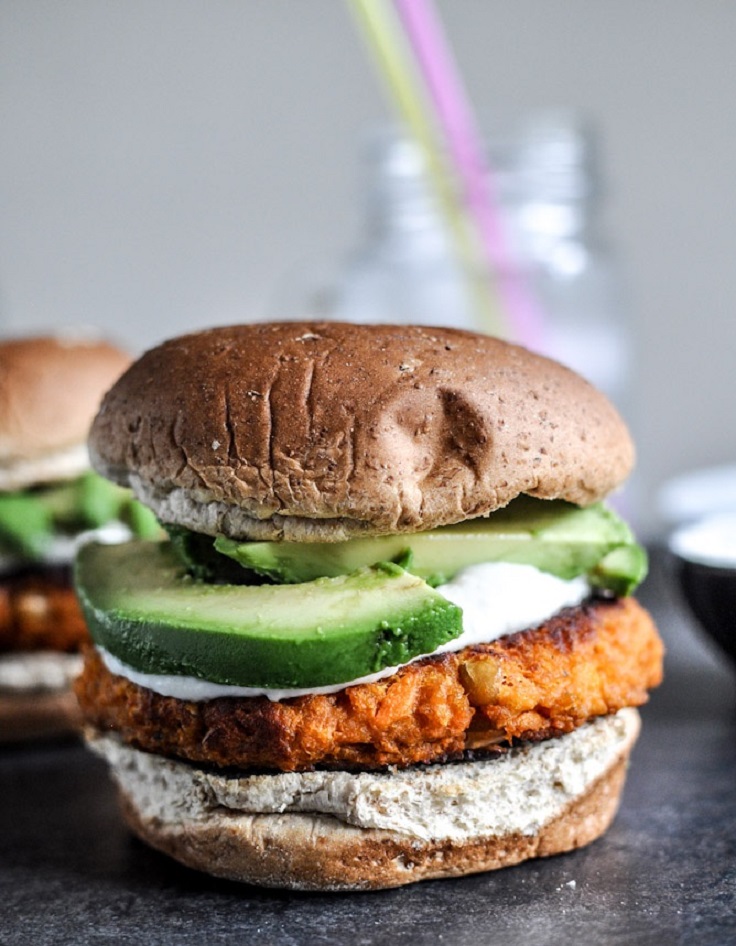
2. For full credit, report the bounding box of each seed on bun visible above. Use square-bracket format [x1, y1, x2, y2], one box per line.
[75, 322, 662, 889]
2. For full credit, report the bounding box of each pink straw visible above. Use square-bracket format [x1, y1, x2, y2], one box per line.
[393, 0, 545, 348]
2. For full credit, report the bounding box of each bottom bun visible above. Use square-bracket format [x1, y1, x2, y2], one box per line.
[0, 689, 82, 742]
[0, 652, 83, 742]
[88, 708, 640, 891]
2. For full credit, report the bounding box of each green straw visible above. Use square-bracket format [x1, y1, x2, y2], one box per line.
[347, 0, 508, 337]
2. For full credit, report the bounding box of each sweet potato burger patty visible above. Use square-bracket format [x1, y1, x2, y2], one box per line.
[0, 570, 88, 653]
[76, 596, 663, 773]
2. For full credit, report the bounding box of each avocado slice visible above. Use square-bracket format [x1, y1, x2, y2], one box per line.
[67, 472, 162, 538]
[75, 541, 463, 689]
[590, 544, 649, 597]
[213, 497, 647, 596]
[0, 492, 53, 558]
[0, 473, 162, 560]
[165, 524, 258, 583]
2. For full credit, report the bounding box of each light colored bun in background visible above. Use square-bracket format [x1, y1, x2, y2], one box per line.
[90, 323, 634, 540]
[0, 335, 130, 466]
[89, 709, 639, 891]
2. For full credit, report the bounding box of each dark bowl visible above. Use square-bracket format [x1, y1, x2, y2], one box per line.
[670, 514, 736, 668]
[675, 557, 736, 667]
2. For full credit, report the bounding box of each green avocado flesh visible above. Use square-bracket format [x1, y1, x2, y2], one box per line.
[214, 497, 647, 597]
[75, 542, 463, 689]
[0, 472, 160, 560]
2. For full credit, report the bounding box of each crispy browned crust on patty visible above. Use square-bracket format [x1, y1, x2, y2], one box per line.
[75, 597, 663, 773]
[0, 571, 88, 653]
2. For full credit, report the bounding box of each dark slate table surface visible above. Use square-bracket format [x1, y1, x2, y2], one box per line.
[2, 548, 735, 946]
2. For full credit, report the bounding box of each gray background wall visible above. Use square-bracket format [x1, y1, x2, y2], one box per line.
[2, 1, 735, 536]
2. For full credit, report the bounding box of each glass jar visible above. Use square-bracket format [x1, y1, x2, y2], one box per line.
[328, 130, 478, 330]
[497, 110, 630, 408]
[274, 110, 631, 411]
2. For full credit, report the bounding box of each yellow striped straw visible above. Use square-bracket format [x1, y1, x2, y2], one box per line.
[347, 0, 508, 337]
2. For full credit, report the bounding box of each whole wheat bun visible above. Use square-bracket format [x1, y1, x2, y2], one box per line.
[89, 708, 640, 891]
[0, 334, 130, 474]
[0, 652, 84, 742]
[89, 322, 634, 541]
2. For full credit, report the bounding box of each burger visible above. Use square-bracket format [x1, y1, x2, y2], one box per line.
[0, 335, 158, 741]
[74, 322, 663, 890]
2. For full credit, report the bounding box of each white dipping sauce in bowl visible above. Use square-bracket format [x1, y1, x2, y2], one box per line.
[670, 513, 736, 567]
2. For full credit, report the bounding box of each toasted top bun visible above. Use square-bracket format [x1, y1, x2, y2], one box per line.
[89, 322, 634, 539]
[0, 335, 130, 474]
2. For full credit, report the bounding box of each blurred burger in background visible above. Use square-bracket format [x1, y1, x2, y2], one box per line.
[0, 335, 160, 741]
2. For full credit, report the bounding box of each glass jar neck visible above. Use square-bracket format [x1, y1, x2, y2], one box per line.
[360, 112, 598, 252]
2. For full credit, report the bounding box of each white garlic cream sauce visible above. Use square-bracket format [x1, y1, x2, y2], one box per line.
[99, 562, 591, 703]
[669, 513, 736, 568]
